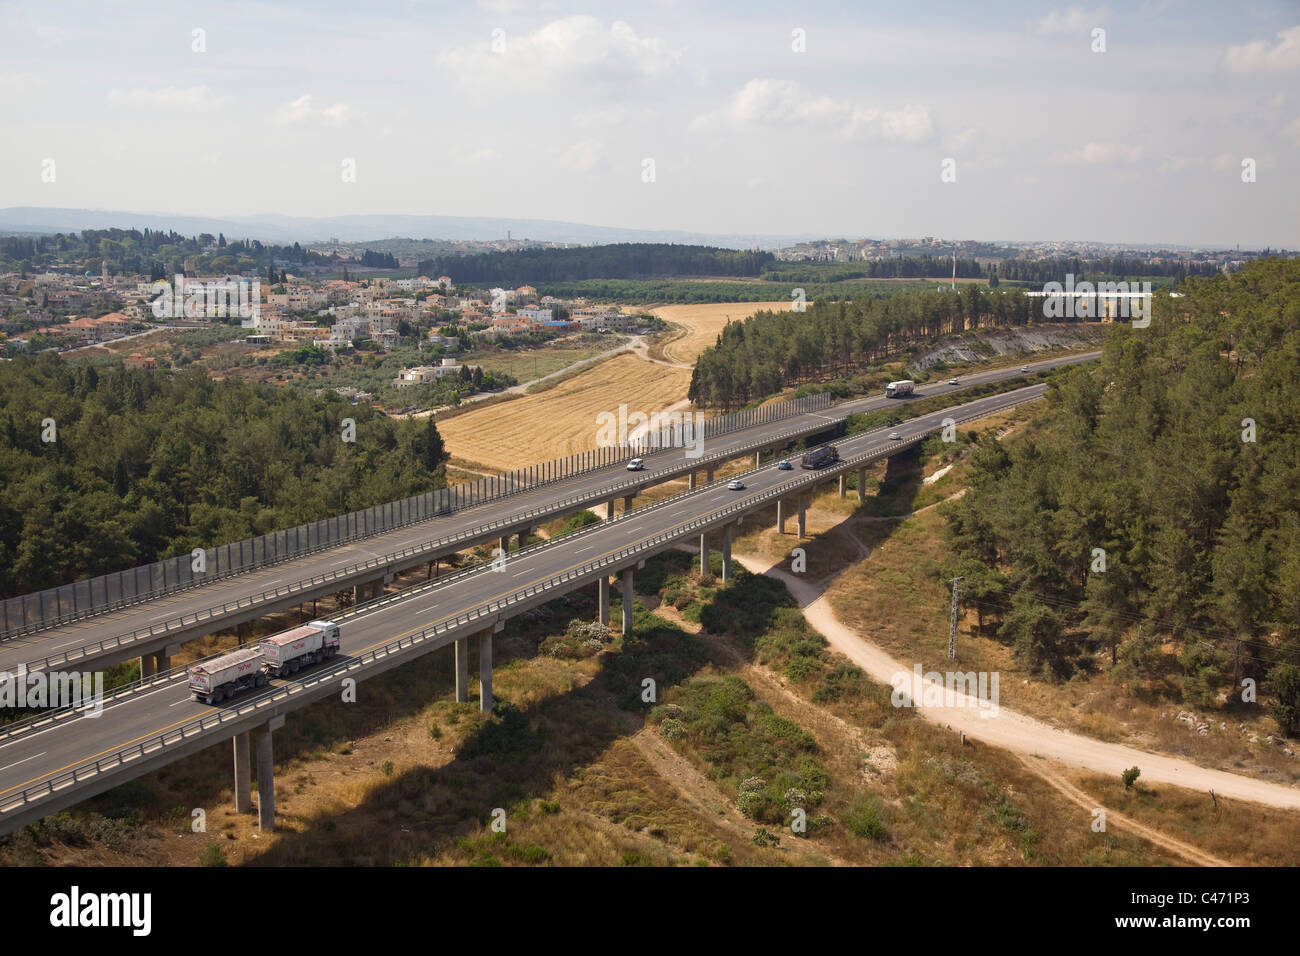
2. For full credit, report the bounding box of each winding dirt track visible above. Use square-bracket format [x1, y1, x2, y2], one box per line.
[733, 554, 1300, 814]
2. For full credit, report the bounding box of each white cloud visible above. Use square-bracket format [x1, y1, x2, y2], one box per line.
[1049, 142, 1143, 164]
[275, 94, 354, 127]
[107, 85, 228, 110]
[1224, 25, 1300, 72]
[1037, 6, 1108, 35]
[715, 79, 932, 143]
[559, 139, 604, 172]
[440, 16, 677, 87]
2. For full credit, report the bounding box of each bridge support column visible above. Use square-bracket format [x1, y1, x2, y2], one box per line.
[839, 474, 846, 499]
[688, 471, 697, 490]
[755, 450, 762, 467]
[699, 532, 709, 577]
[499, 535, 509, 556]
[155, 643, 180, 673]
[623, 494, 635, 514]
[233, 732, 252, 814]
[857, 468, 867, 503]
[139, 653, 155, 679]
[256, 715, 283, 832]
[518, 530, 529, 551]
[598, 575, 610, 626]
[606, 498, 615, 520]
[479, 627, 494, 712]
[797, 497, 807, 539]
[454, 636, 470, 702]
[621, 568, 635, 634]
[777, 499, 788, 534]
[721, 524, 733, 584]
[706, 467, 715, 483]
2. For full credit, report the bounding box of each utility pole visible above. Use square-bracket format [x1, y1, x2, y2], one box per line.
[947, 576, 963, 660]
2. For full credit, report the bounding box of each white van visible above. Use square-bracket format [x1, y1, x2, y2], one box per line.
[627, 458, 645, 471]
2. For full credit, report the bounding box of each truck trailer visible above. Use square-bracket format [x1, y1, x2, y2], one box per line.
[188, 647, 266, 705]
[800, 445, 841, 469]
[259, 620, 341, 677]
[885, 380, 915, 398]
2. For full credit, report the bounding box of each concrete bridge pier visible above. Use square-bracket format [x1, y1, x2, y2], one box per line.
[256, 715, 284, 832]
[233, 732, 252, 813]
[699, 532, 709, 576]
[454, 635, 470, 702]
[623, 493, 635, 514]
[857, 468, 867, 503]
[597, 575, 610, 626]
[721, 524, 734, 584]
[621, 568, 635, 634]
[839, 474, 846, 499]
[478, 622, 502, 712]
[606, 498, 615, 520]
[499, 534, 510, 555]
[706, 467, 715, 483]
[688, 471, 697, 490]
[755, 449, 762, 468]
[777, 499, 788, 534]
[797, 496, 808, 539]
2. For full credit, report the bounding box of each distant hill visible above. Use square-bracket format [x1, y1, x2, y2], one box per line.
[0, 207, 817, 250]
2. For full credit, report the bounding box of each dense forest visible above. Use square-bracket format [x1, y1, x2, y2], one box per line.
[0, 228, 357, 279]
[687, 284, 1051, 408]
[940, 258, 1300, 709]
[0, 355, 449, 599]
[416, 243, 775, 283]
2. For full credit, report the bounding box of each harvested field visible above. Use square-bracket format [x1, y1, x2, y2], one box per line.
[651, 301, 795, 364]
[435, 353, 692, 471]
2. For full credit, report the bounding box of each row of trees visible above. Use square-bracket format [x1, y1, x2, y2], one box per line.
[994, 255, 1221, 283]
[416, 243, 775, 283]
[940, 258, 1300, 706]
[0, 355, 450, 599]
[760, 255, 984, 283]
[688, 285, 1060, 408]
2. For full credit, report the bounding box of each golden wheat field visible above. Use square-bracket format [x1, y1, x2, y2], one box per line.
[651, 300, 796, 364]
[437, 353, 693, 471]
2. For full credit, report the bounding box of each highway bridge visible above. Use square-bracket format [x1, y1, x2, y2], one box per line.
[0, 378, 1071, 836]
[0, 352, 1097, 684]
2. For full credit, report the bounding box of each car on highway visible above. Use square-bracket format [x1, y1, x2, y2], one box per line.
[948, 378, 959, 385]
[777, 459, 792, 470]
[626, 458, 645, 471]
[727, 479, 746, 490]
[1020, 365, 1029, 372]
[889, 432, 902, 440]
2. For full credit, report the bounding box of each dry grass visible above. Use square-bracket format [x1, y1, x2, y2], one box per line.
[650, 301, 796, 365]
[434, 353, 692, 471]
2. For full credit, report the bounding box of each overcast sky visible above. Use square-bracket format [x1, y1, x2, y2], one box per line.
[2, 0, 1297, 247]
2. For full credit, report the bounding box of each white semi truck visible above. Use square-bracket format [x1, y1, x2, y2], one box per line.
[188, 647, 267, 704]
[259, 620, 341, 677]
[885, 380, 915, 398]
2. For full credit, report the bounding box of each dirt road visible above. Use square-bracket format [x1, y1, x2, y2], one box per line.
[733, 553, 1300, 812]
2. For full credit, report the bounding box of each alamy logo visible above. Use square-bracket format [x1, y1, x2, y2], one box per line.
[595, 404, 706, 459]
[151, 274, 260, 320]
[0, 665, 104, 717]
[49, 886, 151, 936]
[1040, 273, 1151, 326]
[889, 664, 999, 718]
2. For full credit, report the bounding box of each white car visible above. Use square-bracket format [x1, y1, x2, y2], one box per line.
[727, 479, 746, 490]
[889, 432, 902, 440]
[626, 458, 645, 471]
[948, 378, 959, 385]
[1020, 365, 1029, 372]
